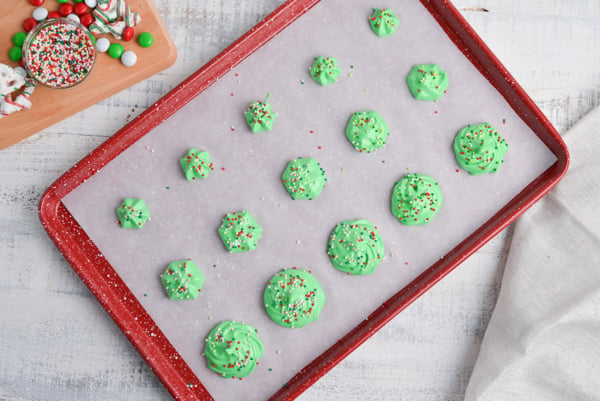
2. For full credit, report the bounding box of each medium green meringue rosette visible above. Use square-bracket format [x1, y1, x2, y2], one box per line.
[406, 64, 449, 101]
[281, 157, 327, 200]
[218, 210, 263, 253]
[203, 320, 264, 379]
[244, 94, 277, 133]
[179, 148, 214, 181]
[310, 56, 341, 86]
[264, 268, 326, 328]
[327, 219, 385, 275]
[369, 8, 399, 37]
[391, 173, 442, 225]
[345, 110, 390, 153]
[453, 123, 509, 175]
[161, 259, 205, 300]
[116, 198, 150, 229]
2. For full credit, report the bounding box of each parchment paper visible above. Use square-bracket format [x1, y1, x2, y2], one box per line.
[62, 0, 556, 400]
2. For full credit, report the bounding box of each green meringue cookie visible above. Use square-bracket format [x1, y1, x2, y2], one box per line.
[204, 320, 264, 378]
[345, 110, 390, 153]
[310, 56, 341, 86]
[391, 173, 442, 225]
[453, 123, 508, 175]
[218, 210, 263, 253]
[406, 64, 449, 101]
[327, 219, 385, 275]
[179, 148, 214, 181]
[264, 268, 326, 328]
[244, 94, 277, 133]
[369, 8, 399, 37]
[116, 198, 150, 229]
[161, 259, 205, 300]
[281, 157, 327, 200]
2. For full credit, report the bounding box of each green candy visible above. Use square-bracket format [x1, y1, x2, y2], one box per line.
[264, 268, 326, 328]
[57, 0, 70, 3]
[327, 219, 385, 275]
[137, 32, 154, 48]
[8, 47, 22, 62]
[310, 56, 340, 86]
[161, 260, 205, 300]
[369, 8, 399, 37]
[391, 174, 442, 225]
[13, 32, 27, 47]
[179, 148, 213, 181]
[406, 64, 449, 101]
[218, 210, 263, 253]
[281, 157, 327, 200]
[116, 198, 150, 229]
[244, 94, 277, 133]
[345, 110, 389, 153]
[108, 43, 124, 59]
[453, 123, 508, 175]
[204, 320, 264, 379]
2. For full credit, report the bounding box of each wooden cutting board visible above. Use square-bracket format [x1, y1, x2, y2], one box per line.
[0, 0, 177, 149]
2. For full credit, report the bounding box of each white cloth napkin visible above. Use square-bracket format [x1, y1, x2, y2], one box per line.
[465, 106, 600, 401]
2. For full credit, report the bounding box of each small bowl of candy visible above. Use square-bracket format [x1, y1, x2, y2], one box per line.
[22, 18, 96, 89]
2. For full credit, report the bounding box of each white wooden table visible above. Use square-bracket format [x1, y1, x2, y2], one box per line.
[1, 1, 598, 400]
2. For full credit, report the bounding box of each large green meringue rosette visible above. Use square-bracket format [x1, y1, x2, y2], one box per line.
[391, 173, 442, 225]
[264, 268, 326, 328]
[345, 110, 390, 153]
[453, 122, 509, 175]
[203, 320, 264, 378]
[327, 219, 385, 275]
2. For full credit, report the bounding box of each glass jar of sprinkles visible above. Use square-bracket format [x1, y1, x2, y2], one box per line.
[22, 18, 96, 89]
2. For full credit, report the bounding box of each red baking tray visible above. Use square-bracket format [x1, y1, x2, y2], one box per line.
[39, 0, 569, 400]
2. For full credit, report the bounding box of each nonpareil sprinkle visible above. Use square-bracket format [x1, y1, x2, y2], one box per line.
[23, 19, 96, 89]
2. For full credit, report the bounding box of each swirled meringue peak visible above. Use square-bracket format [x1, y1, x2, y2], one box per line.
[179, 148, 214, 181]
[369, 8, 399, 37]
[218, 210, 263, 253]
[345, 110, 390, 153]
[281, 157, 327, 200]
[406, 64, 449, 101]
[244, 94, 277, 133]
[453, 123, 509, 175]
[264, 267, 326, 328]
[310, 56, 341, 86]
[203, 320, 264, 379]
[327, 219, 385, 275]
[116, 198, 150, 229]
[391, 173, 442, 225]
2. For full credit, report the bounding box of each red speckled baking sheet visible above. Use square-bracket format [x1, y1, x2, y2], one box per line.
[40, 0, 568, 400]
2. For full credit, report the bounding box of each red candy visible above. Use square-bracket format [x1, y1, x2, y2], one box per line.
[29, 0, 45, 5]
[79, 13, 94, 27]
[122, 26, 134, 41]
[73, 3, 88, 15]
[57, 3, 74, 16]
[23, 17, 37, 32]
[48, 11, 62, 19]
